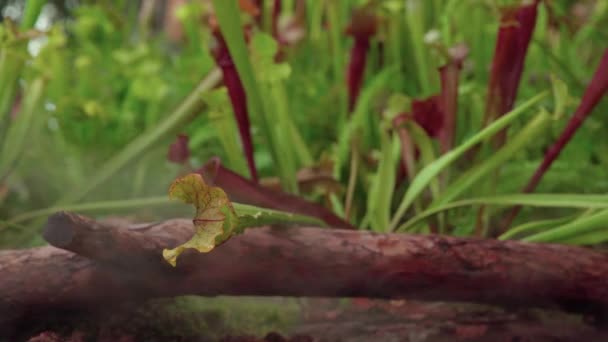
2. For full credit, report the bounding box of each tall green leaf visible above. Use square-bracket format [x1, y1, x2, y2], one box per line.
[366, 127, 399, 232]
[212, 3, 299, 191]
[523, 209, 608, 243]
[398, 193, 608, 232]
[499, 214, 580, 241]
[433, 109, 551, 207]
[388, 92, 548, 231]
[336, 67, 395, 177]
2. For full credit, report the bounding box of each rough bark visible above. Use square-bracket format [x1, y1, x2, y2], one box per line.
[2, 211, 608, 326]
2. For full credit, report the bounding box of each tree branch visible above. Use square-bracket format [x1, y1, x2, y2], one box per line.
[2, 211, 608, 325]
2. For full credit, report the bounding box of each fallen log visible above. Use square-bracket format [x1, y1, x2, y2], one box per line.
[2, 211, 608, 324]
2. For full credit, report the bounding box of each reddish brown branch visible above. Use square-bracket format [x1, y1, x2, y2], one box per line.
[2, 211, 608, 325]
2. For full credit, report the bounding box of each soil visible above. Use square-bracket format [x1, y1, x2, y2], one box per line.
[8, 298, 608, 342]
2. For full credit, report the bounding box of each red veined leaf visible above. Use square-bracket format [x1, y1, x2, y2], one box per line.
[211, 30, 259, 182]
[197, 157, 355, 230]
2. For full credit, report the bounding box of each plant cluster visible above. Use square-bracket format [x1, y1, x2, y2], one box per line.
[1, 0, 607, 248]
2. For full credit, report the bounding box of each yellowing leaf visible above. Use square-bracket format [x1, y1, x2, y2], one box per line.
[163, 173, 239, 266]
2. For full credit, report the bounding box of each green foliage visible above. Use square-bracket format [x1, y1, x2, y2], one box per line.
[1, 0, 607, 250]
[47, 5, 213, 151]
[365, 121, 400, 232]
[212, 0, 312, 192]
[400, 194, 608, 232]
[524, 209, 608, 244]
[389, 92, 547, 232]
[250, 33, 292, 83]
[202, 88, 249, 175]
[432, 109, 551, 209]
[156, 296, 299, 338]
[0, 2, 221, 246]
[0, 78, 46, 181]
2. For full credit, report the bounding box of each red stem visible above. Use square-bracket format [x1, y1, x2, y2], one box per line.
[523, 48, 608, 193]
[347, 36, 371, 112]
[198, 157, 355, 230]
[501, 48, 608, 232]
[437, 47, 465, 153]
[212, 31, 259, 182]
[484, 1, 539, 126]
[345, 7, 376, 113]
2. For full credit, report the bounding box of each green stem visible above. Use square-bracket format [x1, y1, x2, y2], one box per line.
[405, 0, 432, 95]
[397, 194, 608, 232]
[4, 198, 323, 232]
[0, 1, 46, 138]
[388, 92, 548, 231]
[5, 196, 175, 228]
[0, 78, 46, 180]
[326, 1, 348, 125]
[21, 0, 47, 29]
[523, 210, 608, 243]
[212, 0, 294, 190]
[234, 203, 325, 228]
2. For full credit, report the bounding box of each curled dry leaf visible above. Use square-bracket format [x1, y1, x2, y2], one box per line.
[163, 173, 239, 266]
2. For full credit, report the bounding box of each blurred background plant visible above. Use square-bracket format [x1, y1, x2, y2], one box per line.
[0, 0, 607, 248]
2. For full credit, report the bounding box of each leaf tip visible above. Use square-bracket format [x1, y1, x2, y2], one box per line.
[162, 248, 180, 267]
[168, 173, 207, 204]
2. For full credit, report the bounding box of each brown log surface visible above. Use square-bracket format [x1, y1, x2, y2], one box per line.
[2, 211, 608, 323]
